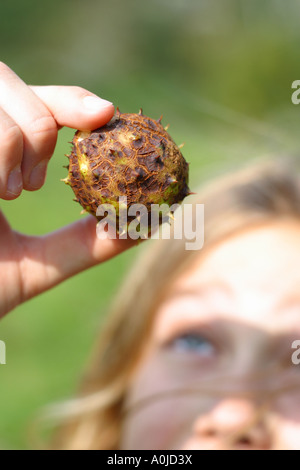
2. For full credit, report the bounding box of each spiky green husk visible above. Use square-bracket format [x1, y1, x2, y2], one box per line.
[63, 109, 191, 234]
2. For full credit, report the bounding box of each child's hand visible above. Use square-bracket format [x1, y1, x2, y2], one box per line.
[0, 62, 114, 199]
[0, 63, 137, 319]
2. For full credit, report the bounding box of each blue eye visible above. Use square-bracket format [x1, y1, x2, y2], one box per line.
[170, 333, 215, 356]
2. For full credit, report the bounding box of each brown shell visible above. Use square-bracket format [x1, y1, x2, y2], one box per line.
[65, 110, 190, 229]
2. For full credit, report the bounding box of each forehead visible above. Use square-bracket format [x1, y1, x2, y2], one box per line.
[183, 221, 300, 286]
[162, 221, 300, 329]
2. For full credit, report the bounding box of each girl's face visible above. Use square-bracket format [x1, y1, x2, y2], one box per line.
[121, 220, 300, 450]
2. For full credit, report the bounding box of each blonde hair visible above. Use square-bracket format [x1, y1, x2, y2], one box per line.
[47, 157, 300, 449]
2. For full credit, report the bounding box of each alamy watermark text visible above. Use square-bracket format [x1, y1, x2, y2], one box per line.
[0, 340, 6, 365]
[96, 198, 204, 251]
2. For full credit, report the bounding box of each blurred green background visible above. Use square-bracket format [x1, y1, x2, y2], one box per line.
[0, 0, 300, 449]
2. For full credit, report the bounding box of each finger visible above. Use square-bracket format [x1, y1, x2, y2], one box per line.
[0, 62, 58, 191]
[0, 107, 23, 200]
[30, 86, 115, 131]
[16, 216, 140, 302]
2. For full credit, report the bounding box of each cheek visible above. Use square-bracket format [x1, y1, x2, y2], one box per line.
[119, 354, 217, 450]
[276, 421, 300, 450]
[272, 393, 300, 449]
[120, 357, 185, 450]
[120, 398, 185, 450]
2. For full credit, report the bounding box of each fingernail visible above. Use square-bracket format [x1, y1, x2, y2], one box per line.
[29, 159, 48, 189]
[83, 95, 113, 111]
[6, 166, 23, 196]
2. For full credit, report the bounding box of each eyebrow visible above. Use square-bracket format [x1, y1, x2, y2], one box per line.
[167, 282, 233, 302]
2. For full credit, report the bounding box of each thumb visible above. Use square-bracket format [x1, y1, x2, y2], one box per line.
[16, 215, 139, 303]
[30, 85, 115, 130]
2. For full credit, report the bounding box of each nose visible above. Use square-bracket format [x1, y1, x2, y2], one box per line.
[189, 398, 271, 450]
